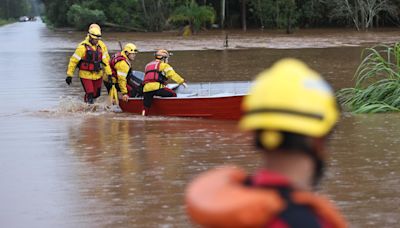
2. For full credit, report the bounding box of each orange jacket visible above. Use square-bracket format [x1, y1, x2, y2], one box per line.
[185, 166, 347, 228]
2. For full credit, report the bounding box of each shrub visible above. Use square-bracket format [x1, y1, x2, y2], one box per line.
[67, 4, 106, 30]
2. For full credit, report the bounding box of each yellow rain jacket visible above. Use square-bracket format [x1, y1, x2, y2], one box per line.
[67, 37, 112, 80]
[143, 61, 185, 93]
[109, 51, 131, 95]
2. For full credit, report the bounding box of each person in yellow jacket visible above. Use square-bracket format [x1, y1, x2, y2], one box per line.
[142, 49, 187, 115]
[106, 43, 138, 102]
[185, 59, 348, 228]
[66, 24, 112, 104]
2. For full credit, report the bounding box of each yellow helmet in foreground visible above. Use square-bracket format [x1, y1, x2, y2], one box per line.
[88, 25, 102, 40]
[123, 43, 138, 54]
[240, 58, 339, 137]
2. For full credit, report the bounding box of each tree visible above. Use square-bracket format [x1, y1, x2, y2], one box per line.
[241, 0, 247, 31]
[168, 0, 216, 32]
[296, 0, 326, 28]
[0, 0, 31, 19]
[140, 0, 166, 31]
[249, 0, 298, 32]
[327, 0, 398, 30]
[67, 4, 106, 30]
[276, 0, 297, 33]
[42, 0, 80, 27]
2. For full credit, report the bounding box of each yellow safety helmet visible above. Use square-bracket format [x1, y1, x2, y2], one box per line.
[239, 58, 339, 137]
[89, 23, 101, 31]
[155, 49, 171, 59]
[123, 43, 138, 54]
[88, 25, 102, 40]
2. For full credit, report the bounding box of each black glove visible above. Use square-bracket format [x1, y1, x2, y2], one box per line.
[108, 75, 113, 84]
[65, 76, 72, 85]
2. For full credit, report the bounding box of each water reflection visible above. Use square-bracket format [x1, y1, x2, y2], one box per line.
[65, 116, 257, 227]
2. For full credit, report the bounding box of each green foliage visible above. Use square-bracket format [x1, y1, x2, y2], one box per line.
[0, 0, 31, 19]
[67, 4, 106, 30]
[140, 0, 170, 32]
[297, 0, 325, 27]
[249, 0, 298, 31]
[168, 1, 215, 32]
[248, 0, 275, 28]
[337, 43, 400, 113]
[42, 0, 78, 27]
[39, 0, 400, 31]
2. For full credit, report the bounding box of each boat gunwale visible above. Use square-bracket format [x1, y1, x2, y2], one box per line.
[126, 94, 246, 101]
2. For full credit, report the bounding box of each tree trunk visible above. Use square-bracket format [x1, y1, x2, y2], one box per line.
[286, 9, 291, 34]
[241, 0, 247, 31]
[141, 0, 148, 19]
[221, 0, 225, 29]
[349, 0, 360, 31]
[257, 0, 264, 29]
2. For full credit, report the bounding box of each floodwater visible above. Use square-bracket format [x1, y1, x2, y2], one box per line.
[0, 20, 399, 228]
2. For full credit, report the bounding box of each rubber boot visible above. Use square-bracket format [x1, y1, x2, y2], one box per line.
[87, 93, 94, 104]
[142, 107, 149, 116]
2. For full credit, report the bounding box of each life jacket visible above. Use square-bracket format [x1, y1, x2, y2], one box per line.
[109, 52, 131, 80]
[143, 60, 167, 84]
[79, 44, 103, 72]
[185, 167, 347, 228]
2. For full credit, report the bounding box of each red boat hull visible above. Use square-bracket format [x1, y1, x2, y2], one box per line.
[119, 95, 244, 120]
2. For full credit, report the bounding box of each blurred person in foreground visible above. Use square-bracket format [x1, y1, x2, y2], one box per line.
[66, 24, 112, 104]
[106, 43, 139, 102]
[185, 58, 347, 228]
[142, 49, 187, 116]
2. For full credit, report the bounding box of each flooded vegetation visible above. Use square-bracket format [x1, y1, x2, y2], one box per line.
[338, 42, 400, 113]
[1, 20, 400, 227]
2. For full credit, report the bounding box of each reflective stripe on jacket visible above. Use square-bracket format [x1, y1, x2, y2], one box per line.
[67, 37, 112, 80]
[143, 60, 184, 93]
[109, 52, 131, 94]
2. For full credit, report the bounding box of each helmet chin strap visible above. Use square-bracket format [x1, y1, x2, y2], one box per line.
[90, 38, 98, 45]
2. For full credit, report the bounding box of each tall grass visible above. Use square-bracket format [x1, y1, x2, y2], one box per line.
[336, 42, 400, 113]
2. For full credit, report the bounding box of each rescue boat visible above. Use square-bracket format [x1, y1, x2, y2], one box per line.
[119, 71, 251, 120]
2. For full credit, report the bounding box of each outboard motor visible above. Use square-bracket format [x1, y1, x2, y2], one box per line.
[127, 71, 144, 97]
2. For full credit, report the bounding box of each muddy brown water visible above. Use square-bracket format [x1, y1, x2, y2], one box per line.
[0, 20, 399, 227]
